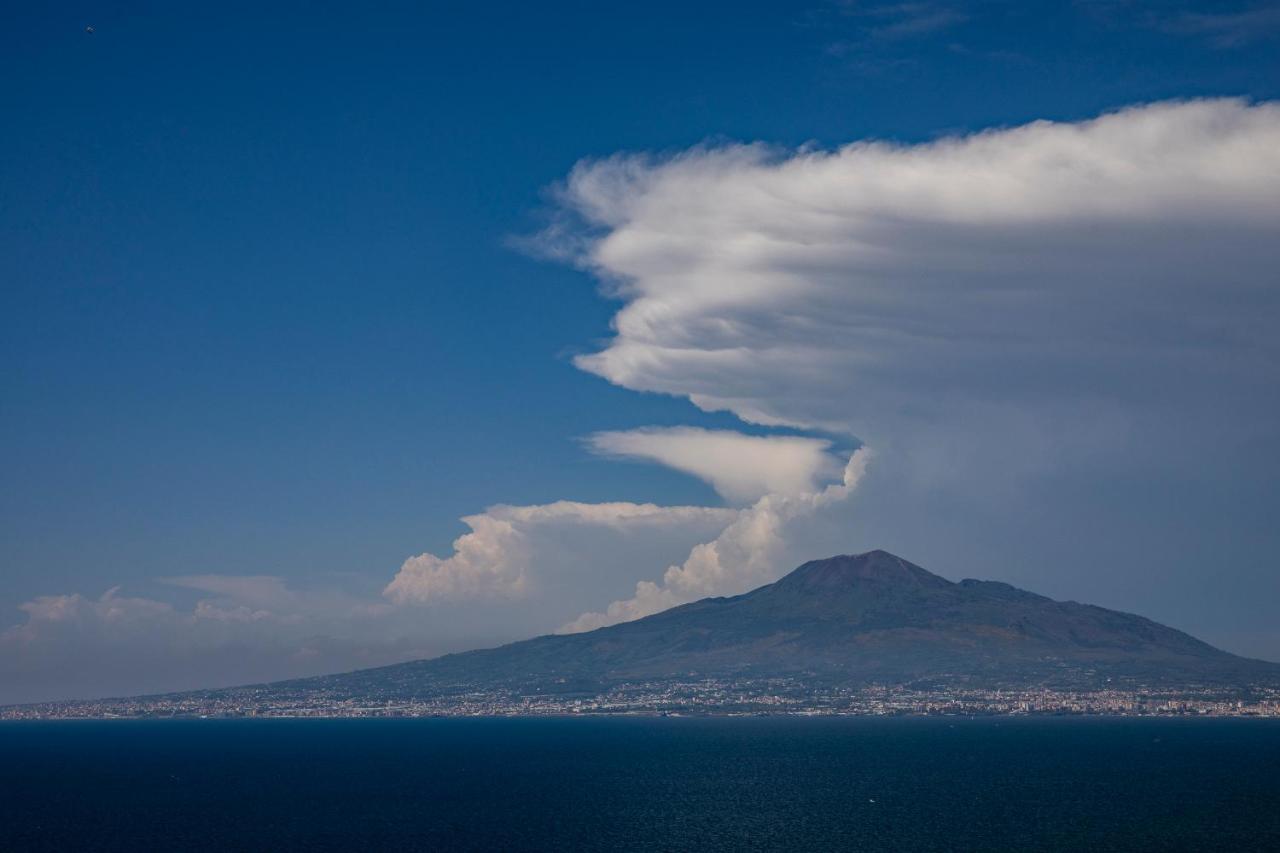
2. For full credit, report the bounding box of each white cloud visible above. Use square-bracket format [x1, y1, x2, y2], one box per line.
[383, 500, 736, 604]
[6, 588, 178, 640]
[586, 426, 843, 503]
[562, 448, 872, 632]
[549, 99, 1280, 488]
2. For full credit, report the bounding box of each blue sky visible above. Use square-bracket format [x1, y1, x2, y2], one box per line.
[3, 1, 1280, 702]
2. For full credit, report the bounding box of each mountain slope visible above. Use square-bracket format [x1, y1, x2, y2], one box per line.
[292, 550, 1278, 698]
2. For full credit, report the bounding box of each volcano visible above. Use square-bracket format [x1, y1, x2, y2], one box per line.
[280, 550, 1278, 700]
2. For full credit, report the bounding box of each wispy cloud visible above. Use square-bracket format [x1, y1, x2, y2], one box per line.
[861, 2, 969, 39]
[1084, 1, 1280, 49]
[1160, 5, 1280, 48]
[816, 1, 968, 67]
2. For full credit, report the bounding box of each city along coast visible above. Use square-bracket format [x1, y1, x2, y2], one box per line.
[5, 679, 1280, 720]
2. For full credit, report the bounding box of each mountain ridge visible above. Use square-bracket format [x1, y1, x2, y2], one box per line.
[272, 550, 1276, 701]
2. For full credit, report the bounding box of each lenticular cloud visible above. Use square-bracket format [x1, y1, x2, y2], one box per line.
[585, 427, 844, 505]
[556, 98, 1280, 450]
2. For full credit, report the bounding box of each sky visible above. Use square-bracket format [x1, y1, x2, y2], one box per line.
[3, 0, 1279, 703]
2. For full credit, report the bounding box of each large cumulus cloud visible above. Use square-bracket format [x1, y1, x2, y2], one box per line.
[384, 500, 736, 604]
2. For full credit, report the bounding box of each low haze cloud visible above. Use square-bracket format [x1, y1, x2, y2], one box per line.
[0, 582, 422, 703]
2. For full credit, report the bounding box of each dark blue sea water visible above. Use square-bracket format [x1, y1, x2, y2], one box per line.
[2, 717, 1278, 852]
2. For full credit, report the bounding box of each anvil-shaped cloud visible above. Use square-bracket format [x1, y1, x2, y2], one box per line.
[558, 98, 1279, 459]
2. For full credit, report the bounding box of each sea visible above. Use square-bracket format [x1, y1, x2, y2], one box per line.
[2, 716, 1278, 851]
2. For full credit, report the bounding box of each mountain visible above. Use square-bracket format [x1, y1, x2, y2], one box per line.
[276, 550, 1278, 702]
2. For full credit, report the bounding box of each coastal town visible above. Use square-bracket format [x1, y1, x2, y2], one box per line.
[7, 679, 1280, 720]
